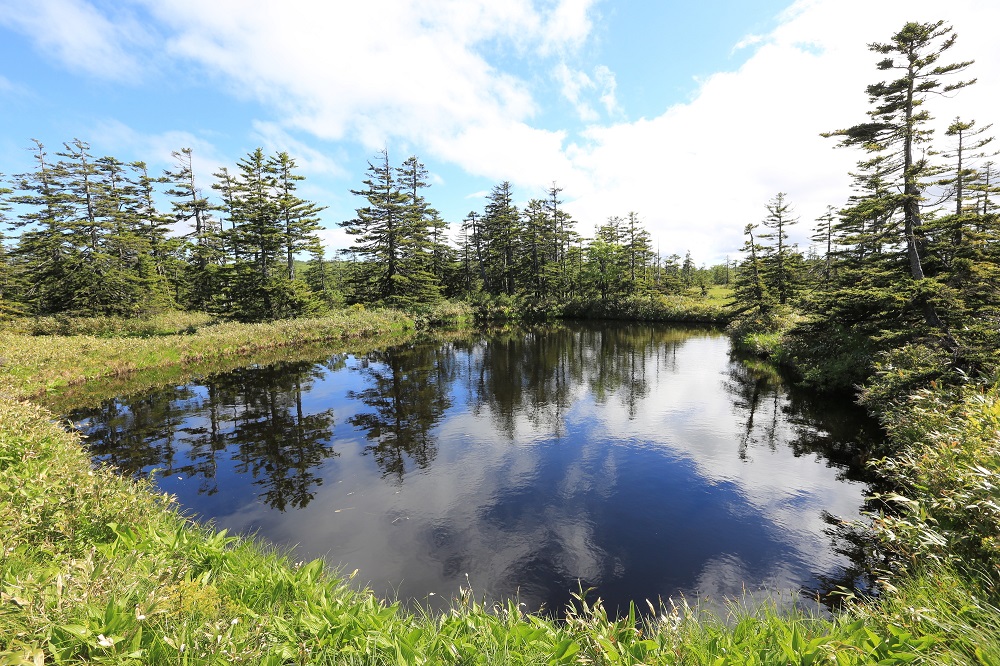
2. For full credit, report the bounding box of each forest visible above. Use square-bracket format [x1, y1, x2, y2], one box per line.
[0, 138, 730, 322]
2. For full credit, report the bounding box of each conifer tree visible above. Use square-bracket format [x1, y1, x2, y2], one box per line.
[545, 183, 577, 297]
[341, 150, 439, 306]
[731, 223, 773, 316]
[227, 148, 315, 320]
[132, 161, 182, 308]
[520, 198, 550, 298]
[458, 211, 485, 296]
[271, 151, 325, 281]
[480, 181, 520, 296]
[625, 211, 653, 292]
[811, 205, 837, 288]
[0, 177, 20, 316]
[165, 147, 222, 310]
[823, 20, 975, 334]
[759, 192, 800, 305]
[10, 141, 77, 314]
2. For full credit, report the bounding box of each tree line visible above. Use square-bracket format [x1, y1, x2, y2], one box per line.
[0, 140, 723, 321]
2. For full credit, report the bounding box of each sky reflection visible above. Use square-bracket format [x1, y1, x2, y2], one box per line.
[72, 323, 876, 615]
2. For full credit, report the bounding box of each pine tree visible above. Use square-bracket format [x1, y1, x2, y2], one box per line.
[458, 210, 484, 296]
[271, 151, 325, 281]
[545, 182, 577, 297]
[341, 150, 438, 306]
[624, 211, 653, 293]
[227, 148, 314, 320]
[132, 161, 182, 309]
[731, 224, 773, 316]
[304, 248, 342, 310]
[811, 205, 837, 288]
[520, 198, 550, 297]
[480, 181, 520, 297]
[10, 141, 78, 314]
[758, 192, 800, 305]
[0, 176, 21, 316]
[823, 20, 975, 334]
[165, 147, 222, 310]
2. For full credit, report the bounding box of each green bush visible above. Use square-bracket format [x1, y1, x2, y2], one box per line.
[871, 380, 1000, 581]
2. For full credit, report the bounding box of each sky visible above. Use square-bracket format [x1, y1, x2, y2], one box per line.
[1, 0, 998, 265]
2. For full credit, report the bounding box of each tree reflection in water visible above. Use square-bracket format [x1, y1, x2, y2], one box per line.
[348, 344, 455, 482]
[70, 324, 882, 613]
[74, 358, 339, 511]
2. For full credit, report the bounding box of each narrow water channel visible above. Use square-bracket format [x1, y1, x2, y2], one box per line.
[69, 323, 877, 615]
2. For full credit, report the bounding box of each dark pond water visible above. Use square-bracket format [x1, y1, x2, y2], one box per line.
[70, 323, 878, 615]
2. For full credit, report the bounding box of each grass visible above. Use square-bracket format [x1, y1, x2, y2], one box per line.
[0, 311, 217, 337]
[0, 309, 413, 401]
[561, 291, 731, 324]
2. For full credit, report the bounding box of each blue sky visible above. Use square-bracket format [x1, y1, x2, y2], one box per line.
[1, 0, 998, 264]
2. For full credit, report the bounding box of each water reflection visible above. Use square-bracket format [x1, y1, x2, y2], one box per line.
[349, 344, 455, 481]
[70, 323, 878, 615]
[82, 359, 339, 510]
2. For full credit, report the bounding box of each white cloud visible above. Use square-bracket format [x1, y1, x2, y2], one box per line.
[594, 65, 621, 117]
[732, 33, 765, 54]
[0, 0, 149, 81]
[554, 63, 621, 122]
[554, 62, 598, 122]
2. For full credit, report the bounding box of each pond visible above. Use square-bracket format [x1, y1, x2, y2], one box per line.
[69, 323, 877, 616]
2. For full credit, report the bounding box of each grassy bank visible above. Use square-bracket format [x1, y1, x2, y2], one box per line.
[725, 310, 1000, 663]
[469, 289, 731, 325]
[0, 308, 413, 402]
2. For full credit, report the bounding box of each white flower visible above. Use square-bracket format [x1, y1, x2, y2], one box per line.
[97, 634, 115, 648]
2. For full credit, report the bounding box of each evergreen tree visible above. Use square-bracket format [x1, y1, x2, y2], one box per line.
[681, 250, 695, 287]
[823, 20, 975, 334]
[758, 192, 800, 305]
[811, 205, 837, 289]
[132, 161, 183, 308]
[585, 216, 629, 301]
[341, 150, 439, 306]
[304, 248, 342, 310]
[625, 211, 653, 292]
[271, 151, 325, 281]
[731, 223, 773, 316]
[520, 198, 551, 297]
[165, 147, 222, 310]
[228, 148, 315, 320]
[0, 177, 21, 316]
[545, 182, 578, 297]
[480, 181, 520, 297]
[10, 141, 78, 314]
[461, 210, 486, 294]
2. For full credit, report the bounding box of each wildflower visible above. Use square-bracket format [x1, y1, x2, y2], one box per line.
[97, 634, 115, 648]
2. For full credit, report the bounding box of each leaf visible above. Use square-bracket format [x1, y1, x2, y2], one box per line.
[549, 639, 581, 665]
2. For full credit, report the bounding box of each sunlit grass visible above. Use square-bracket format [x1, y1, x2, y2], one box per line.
[0, 309, 413, 401]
